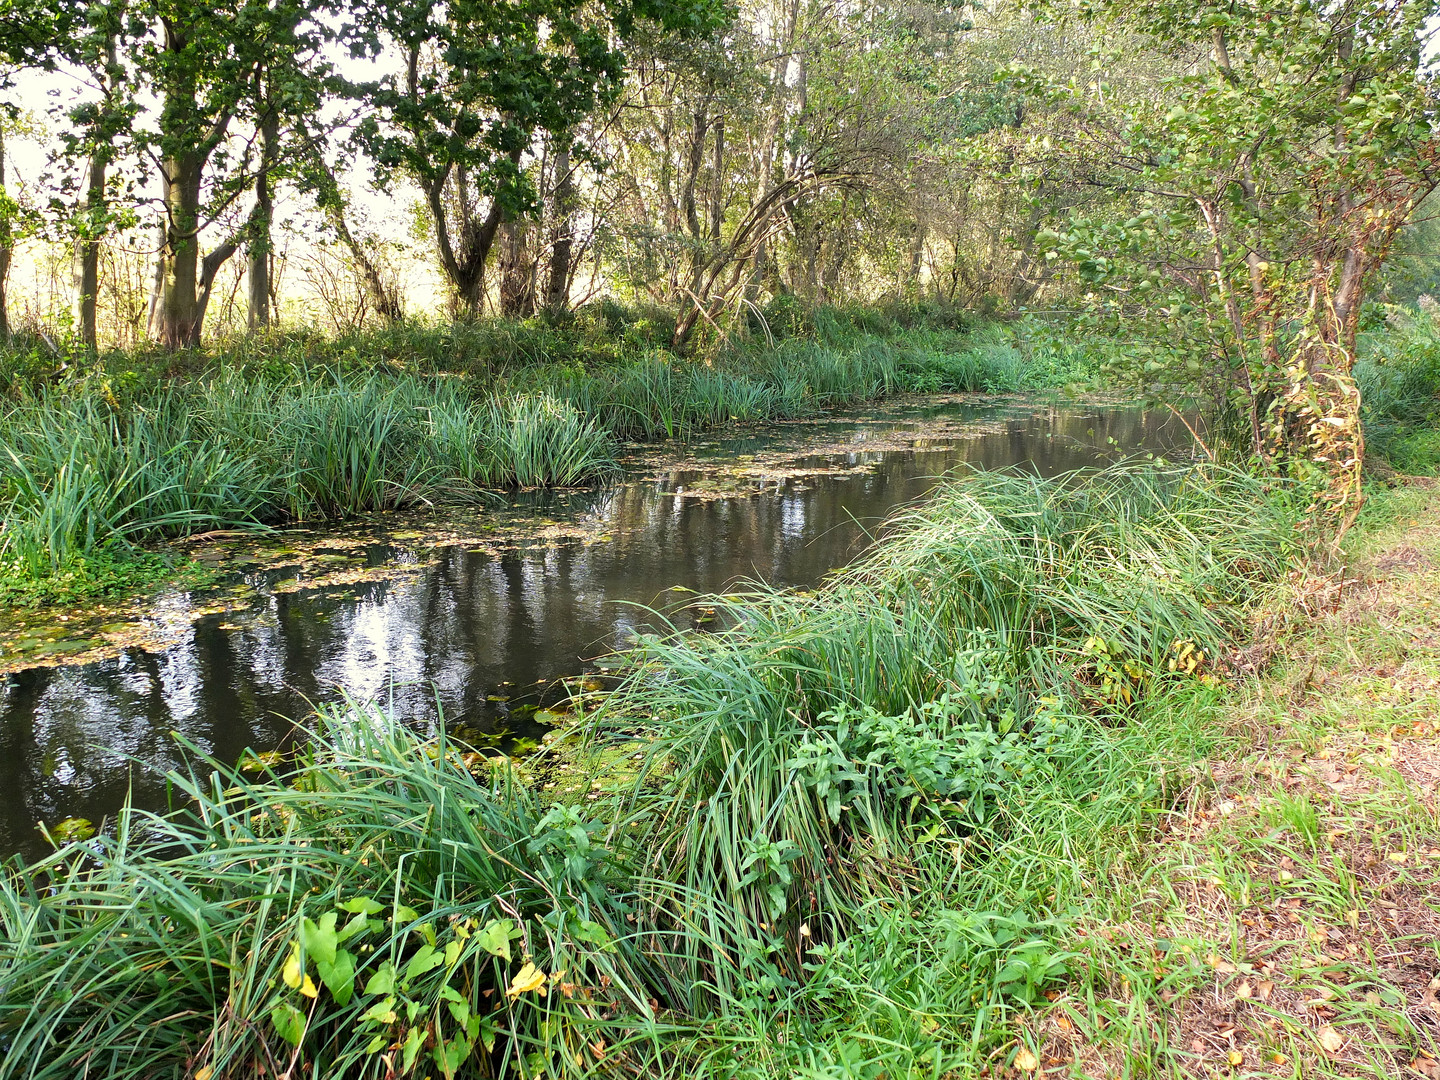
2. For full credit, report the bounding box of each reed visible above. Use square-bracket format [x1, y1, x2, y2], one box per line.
[597, 463, 1298, 993]
[0, 377, 619, 576]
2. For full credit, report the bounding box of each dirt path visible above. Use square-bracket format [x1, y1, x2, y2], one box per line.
[1026, 480, 1440, 1078]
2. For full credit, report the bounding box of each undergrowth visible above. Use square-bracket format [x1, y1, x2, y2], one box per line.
[1357, 302, 1440, 474]
[0, 462, 1302, 1079]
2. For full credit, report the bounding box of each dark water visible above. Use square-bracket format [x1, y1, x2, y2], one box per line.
[0, 399, 1188, 859]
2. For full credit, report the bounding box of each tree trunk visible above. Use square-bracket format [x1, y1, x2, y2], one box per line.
[247, 110, 279, 330]
[72, 32, 118, 349]
[73, 148, 107, 348]
[152, 151, 205, 347]
[544, 144, 573, 314]
[498, 216, 534, 317]
[426, 150, 517, 317]
[0, 128, 10, 338]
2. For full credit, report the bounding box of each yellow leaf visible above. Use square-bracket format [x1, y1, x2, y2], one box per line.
[1318, 1025, 1344, 1053]
[1227, 1049, 1243, 1066]
[1014, 1046, 1039, 1072]
[507, 961, 548, 997]
[1387, 851, 1408, 864]
[282, 946, 303, 990]
[299, 974, 319, 999]
[195, 1069, 213, 1080]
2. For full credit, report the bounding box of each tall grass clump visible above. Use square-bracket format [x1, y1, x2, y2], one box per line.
[0, 707, 692, 1080]
[599, 463, 1298, 997]
[0, 377, 618, 579]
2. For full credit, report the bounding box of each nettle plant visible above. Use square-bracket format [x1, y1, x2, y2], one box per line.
[1023, 0, 1440, 538]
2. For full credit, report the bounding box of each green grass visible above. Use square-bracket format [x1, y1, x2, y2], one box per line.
[0, 304, 1095, 600]
[0, 377, 618, 578]
[0, 462, 1305, 1078]
[1357, 303, 1440, 474]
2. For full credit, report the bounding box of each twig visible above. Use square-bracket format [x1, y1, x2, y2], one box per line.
[1165, 404, 1216, 463]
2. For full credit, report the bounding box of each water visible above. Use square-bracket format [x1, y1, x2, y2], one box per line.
[0, 398, 1189, 859]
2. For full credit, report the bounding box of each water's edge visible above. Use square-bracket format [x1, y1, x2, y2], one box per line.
[0, 395, 1188, 859]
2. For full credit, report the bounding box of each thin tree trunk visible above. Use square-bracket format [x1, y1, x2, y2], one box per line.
[247, 108, 279, 330]
[72, 32, 118, 349]
[544, 144, 574, 313]
[298, 123, 404, 323]
[73, 149, 107, 347]
[0, 128, 11, 338]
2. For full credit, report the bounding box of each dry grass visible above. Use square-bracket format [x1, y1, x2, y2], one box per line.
[1012, 479, 1440, 1079]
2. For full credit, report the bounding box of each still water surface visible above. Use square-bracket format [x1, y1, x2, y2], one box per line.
[0, 397, 1188, 858]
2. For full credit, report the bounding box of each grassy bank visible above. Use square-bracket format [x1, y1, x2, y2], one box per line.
[1015, 481, 1440, 1078]
[0, 305, 1100, 606]
[0, 461, 1305, 1078]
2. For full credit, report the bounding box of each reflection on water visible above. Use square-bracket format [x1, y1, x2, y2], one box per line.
[0, 400, 1187, 858]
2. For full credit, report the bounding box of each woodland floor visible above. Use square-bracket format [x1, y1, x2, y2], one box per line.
[1020, 478, 1440, 1079]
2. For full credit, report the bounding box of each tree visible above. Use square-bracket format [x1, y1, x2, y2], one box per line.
[346, 0, 727, 316]
[62, 1, 134, 348]
[1024, 0, 1440, 535]
[138, 0, 326, 347]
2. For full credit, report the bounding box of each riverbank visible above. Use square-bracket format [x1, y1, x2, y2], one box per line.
[0, 308, 1101, 611]
[0, 460, 1306, 1078]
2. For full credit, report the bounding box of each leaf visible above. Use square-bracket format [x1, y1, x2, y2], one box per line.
[402, 1026, 426, 1071]
[474, 919, 515, 961]
[570, 918, 614, 951]
[338, 909, 376, 944]
[433, 1031, 473, 1079]
[1227, 1050, 1243, 1066]
[364, 961, 396, 997]
[1318, 1025, 1344, 1053]
[360, 996, 397, 1025]
[300, 912, 338, 966]
[507, 961, 547, 997]
[317, 948, 357, 1005]
[405, 944, 444, 983]
[271, 1001, 305, 1046]
[339, 897, 384, 915]
[1014, 1046, 1039, 1072]
[298, 973, 320, 999]
[282, 945, 304, 990]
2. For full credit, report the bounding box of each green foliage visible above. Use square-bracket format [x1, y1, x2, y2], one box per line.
[1023, 0, 1439, 458]
[0, 376, 619, 576]
[0, 711, 666, 1079]
[599, 462, 1297, 1014]
[0, 310, 1083, 594]
[0, 463, 1299, 1078]
[1356, 303, 1440, 474]
[0, 545, 213, 609]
